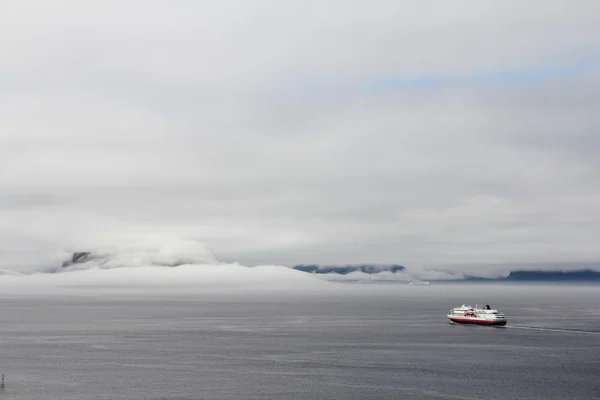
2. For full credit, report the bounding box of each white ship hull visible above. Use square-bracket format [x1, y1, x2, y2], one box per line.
[409, 280, 430, 285]
[447, 304, 507, 326]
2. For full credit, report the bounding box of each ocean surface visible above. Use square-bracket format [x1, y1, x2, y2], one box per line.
[0, 283, 599, 399]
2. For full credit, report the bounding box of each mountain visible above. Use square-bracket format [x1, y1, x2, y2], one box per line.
[61, 252, 96, 268]
[503, 269, 600, 281]
[60, 251, 191, 270]
[59, 252, 599, 282]
[291, 264, 600, 282]
[292, 264, 405, 275]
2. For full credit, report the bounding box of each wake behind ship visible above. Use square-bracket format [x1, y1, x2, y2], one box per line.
[448, 304, 507, 326]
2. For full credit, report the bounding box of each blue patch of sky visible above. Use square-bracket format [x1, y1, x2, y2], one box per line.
[359, 57, 597, 94]
[289, 56, 598, 97]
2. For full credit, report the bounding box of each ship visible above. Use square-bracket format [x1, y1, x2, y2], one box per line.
[447, 304, 507, 326]
[409, 279, 430, 285]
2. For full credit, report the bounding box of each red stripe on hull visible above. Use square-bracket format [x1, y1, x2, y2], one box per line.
[449, 317, 507, 326]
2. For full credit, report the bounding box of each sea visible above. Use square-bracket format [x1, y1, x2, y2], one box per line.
[0, 282, 598, 400]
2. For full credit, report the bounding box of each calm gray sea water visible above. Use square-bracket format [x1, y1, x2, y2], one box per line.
[0, 283, 599, 399]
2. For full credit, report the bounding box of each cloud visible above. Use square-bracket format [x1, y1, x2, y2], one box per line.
[0, 236, 328, 296]
[1, 1, 600, 273]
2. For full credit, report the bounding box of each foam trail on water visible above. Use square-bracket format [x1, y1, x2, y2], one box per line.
[508, 325, 600, 335]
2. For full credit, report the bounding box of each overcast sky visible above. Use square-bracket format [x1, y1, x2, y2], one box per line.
[1, 1, 599, 273]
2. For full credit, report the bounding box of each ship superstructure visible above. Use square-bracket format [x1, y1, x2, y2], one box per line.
[447, 304, 507, 326]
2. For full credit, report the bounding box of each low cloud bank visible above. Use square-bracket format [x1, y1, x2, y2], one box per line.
[0, 263, 323, 293]
[0, 237, 328, 296]
[1, 235, 597, 293]
[57, 238, 219, 272]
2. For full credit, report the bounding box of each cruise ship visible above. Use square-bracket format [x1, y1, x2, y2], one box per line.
[409, 279, 430, 285]
[447, 304, 507, 326]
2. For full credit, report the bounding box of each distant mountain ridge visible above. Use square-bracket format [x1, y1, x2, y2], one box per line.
[59, 253, 599, 282]
[292, 264, 405, 275]
[292, 264, 600, 281]
[456, 269, 600, 281]
[503, 269, 600, 281]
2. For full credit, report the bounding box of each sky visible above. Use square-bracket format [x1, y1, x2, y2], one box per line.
[1, 1, 599, 274]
